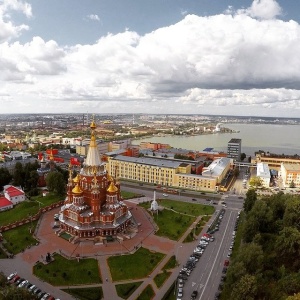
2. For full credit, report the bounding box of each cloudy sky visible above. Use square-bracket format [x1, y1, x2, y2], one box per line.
[1, 0, 300, 117]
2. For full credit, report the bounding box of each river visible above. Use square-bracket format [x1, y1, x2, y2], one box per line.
[132, 124, 300, 157]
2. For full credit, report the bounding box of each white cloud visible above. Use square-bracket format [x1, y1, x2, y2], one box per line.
[1, 0, 300, 116]
[87, 14, 100, 22]
[237, 0, 282, 20]
[0, 0, 31, 42]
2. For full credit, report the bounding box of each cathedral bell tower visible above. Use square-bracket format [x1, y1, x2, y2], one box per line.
[91, 173, 101, 217]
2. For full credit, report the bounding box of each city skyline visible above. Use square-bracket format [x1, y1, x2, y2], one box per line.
[1, 0, 300, 117]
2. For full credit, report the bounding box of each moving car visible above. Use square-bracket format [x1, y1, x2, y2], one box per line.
[191, 290, 198, 299]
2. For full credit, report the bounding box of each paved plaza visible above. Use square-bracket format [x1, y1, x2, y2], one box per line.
[0, 197, 202, 300]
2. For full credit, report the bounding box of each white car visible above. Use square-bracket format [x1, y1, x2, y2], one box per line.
[163, 193, 168, 197]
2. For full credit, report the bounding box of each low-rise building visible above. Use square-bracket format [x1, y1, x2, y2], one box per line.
[280, 163, 300, 188]
[0, 196, 13, 212]
[256, 162, 271, 188]
[3, 186, 25, 205]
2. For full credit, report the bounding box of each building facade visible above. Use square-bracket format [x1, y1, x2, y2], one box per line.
[106, 156, 231, 192]
[227, 138, 241, 161]
[280, 163, 300, 188]
[256, 162, 271, 188]
[59, 121, 133, 241]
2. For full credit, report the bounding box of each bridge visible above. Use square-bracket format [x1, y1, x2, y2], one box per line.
[233, 161, 257, 168]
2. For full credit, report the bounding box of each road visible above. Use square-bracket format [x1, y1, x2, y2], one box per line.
[121, 182, 222, 205]
[179, 195, 243, 300]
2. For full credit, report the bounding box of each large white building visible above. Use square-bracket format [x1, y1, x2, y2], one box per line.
[256, 162, 271, 188]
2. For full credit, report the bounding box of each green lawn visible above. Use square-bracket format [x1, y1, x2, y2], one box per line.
[157, 199, 215, 216]
[33, 253, 101, 285]
[108, 247, 165, 281]
[121, 191, 142, 199]
[62, 287, 103, 300]
[0, 193, 62, 226]
[162, 255, 177, 270]
[139, 200, 214, 241]
[115, 282, 143, 299]
[136, 284, 155, 300]
[2, 221, 38, 254]
[154, 209, 195, 240]
[162, 282, 176, 300]
[154, 271, 171, 288]
[0, 247, 7, 259]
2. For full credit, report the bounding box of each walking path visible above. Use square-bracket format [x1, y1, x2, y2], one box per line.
[0, 198, 210, 300]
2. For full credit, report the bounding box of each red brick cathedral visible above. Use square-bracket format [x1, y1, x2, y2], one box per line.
[59, 120, 132, 240]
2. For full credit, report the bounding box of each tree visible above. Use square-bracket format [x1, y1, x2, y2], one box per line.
[13, 162, 25, 187]
[244, 189, 257, 213]
[275, 227, 300, 270]
[286, 293, 300, 300]
[241, 153, 246, 161]
[290, 180, 296, 188]
[0, 168, 12, 191]
[46, 172, 66, 196]
[231, 274, 258, 300]
[279, 273, 300, 296]
[249, 176, 263, 189]
[237, 243, 264, 274]
[225, 261, 247, 287]
[283, 198, 300, 230]
[243, 200, 273, 242]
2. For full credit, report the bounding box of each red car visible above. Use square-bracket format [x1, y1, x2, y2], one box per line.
[224, 260, 229, 267]
[10, 275, 20, 284]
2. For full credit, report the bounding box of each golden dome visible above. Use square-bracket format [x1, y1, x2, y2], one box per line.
[72, 183, 83, 194]
[90, 120, 96, 130]
[73, 174, 80, 183]
[107, 181, 118, 193]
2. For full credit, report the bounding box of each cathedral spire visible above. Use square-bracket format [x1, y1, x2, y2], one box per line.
[85, 116, 102, 167]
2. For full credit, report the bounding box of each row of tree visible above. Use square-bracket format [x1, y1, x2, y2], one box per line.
[0, 161, 68, 197]
[222, 189, 300, 300]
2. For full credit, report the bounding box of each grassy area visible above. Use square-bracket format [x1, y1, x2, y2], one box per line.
[156, 199, 215, 216]
[121, 191, 142, 200]
[162, 281, 176, 300]
[0, 247, 7, 259]
[115, 282, 143, 299]
[162, 255, 177, 270]
[136, 284, 155, 300]
[154, 209, 195, 240]
[33, 253, 101, 286]
[108, 247, 165, 281]
[183, 231, 195, 243]
[62, 287, 103, 300]
[2, 221, 38, 254]
[154, 271, 171, 288]
[139, 200, 197, 240]
[0, 193, 61, 226]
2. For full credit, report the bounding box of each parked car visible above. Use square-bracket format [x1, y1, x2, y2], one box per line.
[7, 272, 17, 281]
